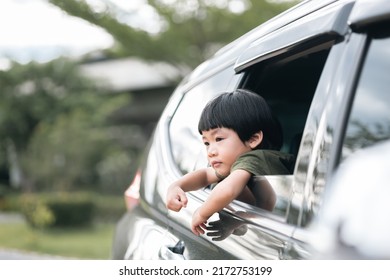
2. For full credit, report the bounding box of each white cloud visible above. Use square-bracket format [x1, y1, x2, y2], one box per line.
[0, 0, 114, 63]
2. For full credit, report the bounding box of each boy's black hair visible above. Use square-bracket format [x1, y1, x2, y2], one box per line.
[198, 89, 283, 150]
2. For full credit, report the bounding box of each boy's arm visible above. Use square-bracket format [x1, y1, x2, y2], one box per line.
[191, 169, 251, 235]
[166, 167, 218, 212]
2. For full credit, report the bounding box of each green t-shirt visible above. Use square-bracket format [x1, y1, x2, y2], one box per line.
[231, 149, 295, 177]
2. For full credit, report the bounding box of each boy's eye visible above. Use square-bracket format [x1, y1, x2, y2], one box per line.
[216, 137, 223, 142]
[203, 141, 209, 146]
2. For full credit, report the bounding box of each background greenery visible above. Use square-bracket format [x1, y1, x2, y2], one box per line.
[0, 0, 298, 258]
[0, 223, 115, 259]
[0, 193, 124, 259]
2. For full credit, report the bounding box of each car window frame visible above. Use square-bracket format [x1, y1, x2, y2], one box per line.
[226, 41, 336, 224]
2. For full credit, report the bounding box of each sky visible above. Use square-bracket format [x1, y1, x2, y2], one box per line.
[0, 0, 295, 70]
[0, 0, 116, 69]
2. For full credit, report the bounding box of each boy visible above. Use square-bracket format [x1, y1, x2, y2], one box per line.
[166, 89, 294, 236]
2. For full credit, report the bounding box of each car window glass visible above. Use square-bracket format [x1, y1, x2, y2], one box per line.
[342, 29, 390, 159]
[169, 68, 234, 174]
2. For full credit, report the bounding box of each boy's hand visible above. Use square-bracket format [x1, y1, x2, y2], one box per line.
[166, 185, 188, 211]
[191, 208, 208, 236]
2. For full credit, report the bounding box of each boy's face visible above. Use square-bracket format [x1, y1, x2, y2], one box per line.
[202, 127, 252, 178]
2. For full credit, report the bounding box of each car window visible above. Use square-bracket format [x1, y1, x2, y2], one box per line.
[237, 44, 332, 219]
[169, 67, 235, 174]
[242, 46, 331, 155]
[342, 27, 390, 159]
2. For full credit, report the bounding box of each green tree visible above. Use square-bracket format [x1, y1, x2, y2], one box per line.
[49, 0, 298, 68]
[0, 59, 132, 192]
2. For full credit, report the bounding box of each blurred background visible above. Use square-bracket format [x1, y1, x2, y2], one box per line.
[0, 0, 298, 259]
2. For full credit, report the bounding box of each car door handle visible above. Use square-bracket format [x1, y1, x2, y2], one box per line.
[158, 240, 185, 260]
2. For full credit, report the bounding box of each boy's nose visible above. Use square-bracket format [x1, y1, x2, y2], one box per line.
[207, 146, 217, 157]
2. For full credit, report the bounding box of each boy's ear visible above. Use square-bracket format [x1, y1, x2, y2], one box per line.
[248, 131, 263, 149]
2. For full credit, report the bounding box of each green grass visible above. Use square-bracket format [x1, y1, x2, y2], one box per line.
[0, 222, 116, 259]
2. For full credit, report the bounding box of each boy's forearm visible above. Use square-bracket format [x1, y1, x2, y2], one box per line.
[173, 168, 216, 192]
[198, 184, 237, 220]
[198, 170, 250, 219]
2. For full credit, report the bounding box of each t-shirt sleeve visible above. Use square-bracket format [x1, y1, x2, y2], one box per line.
[231, 151, 269, 176]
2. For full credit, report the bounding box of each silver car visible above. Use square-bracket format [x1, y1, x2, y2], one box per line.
[112, 0, 390, 260]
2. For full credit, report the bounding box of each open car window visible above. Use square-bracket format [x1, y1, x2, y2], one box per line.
[229, 43, 333, 219]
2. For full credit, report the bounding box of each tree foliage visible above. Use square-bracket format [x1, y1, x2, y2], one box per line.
[0, 59, 133, 192]
[49, 0, 298, 68]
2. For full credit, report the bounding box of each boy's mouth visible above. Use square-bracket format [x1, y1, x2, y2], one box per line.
[211, 161, 222, 168]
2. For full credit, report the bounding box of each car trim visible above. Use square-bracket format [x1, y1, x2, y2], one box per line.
[234, 1, 354, 73]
